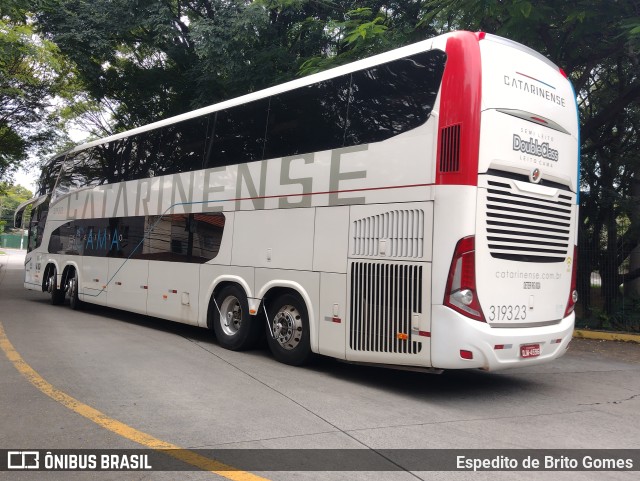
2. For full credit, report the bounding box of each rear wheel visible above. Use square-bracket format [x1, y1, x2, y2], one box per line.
[46, 267, 65, 305]
[266, 293, 312, 366]
[68, 270, 83, 310]
[211, 285, 261, 351]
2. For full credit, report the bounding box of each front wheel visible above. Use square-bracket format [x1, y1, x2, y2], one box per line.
[266, 294, 312, 366]
[47, 267, 65, 305]
[211, 285, 261, 351]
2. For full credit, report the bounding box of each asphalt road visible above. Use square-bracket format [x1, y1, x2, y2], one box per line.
[1, 249, 639, 480]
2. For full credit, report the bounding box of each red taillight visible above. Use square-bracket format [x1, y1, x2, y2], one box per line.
[444, 236, 485, 322]
[559, 67, 568, 79]
[564, 246, 578, 317]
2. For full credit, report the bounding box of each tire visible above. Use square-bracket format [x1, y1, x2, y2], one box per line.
[211, 285, 261, 351]
[47, 267, 65, 305]
[68, 270, 83, 310]
[266, 293, 312, 366]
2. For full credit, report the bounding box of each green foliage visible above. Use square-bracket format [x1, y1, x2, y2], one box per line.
[34, 1, 439, 122]
[424, 0, 640, 317]
[0, 182, 32, 232]
[0, 11, 76, 182]
[4, 2, 638, 322]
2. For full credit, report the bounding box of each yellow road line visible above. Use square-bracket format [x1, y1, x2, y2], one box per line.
[0, 321, 270, 480]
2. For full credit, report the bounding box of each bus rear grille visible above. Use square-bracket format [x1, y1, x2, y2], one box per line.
[352, 209, 424, 258]
[349, 262, 422, 354]
[485, 180, 574, 263]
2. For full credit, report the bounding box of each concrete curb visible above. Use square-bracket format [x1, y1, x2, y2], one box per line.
[574, 329, 640, 344]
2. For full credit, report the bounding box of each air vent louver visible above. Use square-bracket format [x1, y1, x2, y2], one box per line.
[439, 124, 461, 173]
[350, 262, 422, 354]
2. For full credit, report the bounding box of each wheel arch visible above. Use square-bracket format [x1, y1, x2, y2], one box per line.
[204, 275, 254, 329]
[42, 260, 61, 292]
[60, 261, 80, 287]
[258, 281, 318, 354]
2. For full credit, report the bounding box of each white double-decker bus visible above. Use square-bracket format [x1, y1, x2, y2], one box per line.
[16, 31, 579, 371]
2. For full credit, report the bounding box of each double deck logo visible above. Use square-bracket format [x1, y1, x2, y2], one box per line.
[7, 451, 40, 469]
[513, 134, 559, 162]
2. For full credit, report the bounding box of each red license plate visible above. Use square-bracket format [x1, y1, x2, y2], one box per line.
[520, 344, 541, 358]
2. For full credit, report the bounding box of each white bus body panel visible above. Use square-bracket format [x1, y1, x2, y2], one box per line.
[81, 258, 108, 306]
[231, 208, 315, 271]
[475, 175, 577, 326]
[318, 272, 347, 359]
[107, 259, 148, 315]
[431, 305, 574, 370]
[313, 206, 350, 274]
[344, 201, 434, 366]
[147, 262, 200, 325]
[480, 35, 578, 145]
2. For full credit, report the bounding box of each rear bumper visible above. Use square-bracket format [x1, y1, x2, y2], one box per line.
[431, 305, 574, 371]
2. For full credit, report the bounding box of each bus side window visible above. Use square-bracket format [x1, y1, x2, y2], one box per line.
[27, 202, 49, 252]
[131, 130, 164, 179]
[264, 77, 350, 159]
[207, 99, 269, 167]
[67, 147, 105, 187]
[140, 213, 225, 263]
[345, 50, 447, 146]
[157, 116, 210, 175]
[36, 155, 65, 198]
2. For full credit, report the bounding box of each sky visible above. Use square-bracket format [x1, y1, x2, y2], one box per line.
[14, 167, 38, 195]
[12, 128, 89, 196]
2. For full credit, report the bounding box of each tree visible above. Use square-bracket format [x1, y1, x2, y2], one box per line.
[423, 0, 640, 319]
[0, 182, 32, 231]
[27, 0, 640, 320]
[0, 3, 77, 182]
[34, 1, 438, 128]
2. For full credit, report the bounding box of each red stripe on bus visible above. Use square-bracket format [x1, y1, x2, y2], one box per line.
[230, 182, 435, 203]
[436, 32, 482, 186]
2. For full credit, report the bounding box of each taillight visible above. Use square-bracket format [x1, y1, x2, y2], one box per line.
[444, 236, 485, 322]
[564, 246, 578, 317]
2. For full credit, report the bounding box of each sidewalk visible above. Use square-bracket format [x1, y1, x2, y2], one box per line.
[574, 329, 640, 343]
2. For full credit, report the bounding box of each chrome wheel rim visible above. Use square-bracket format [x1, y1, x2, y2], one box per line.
[219, 295, 242, 337]
[47, 274, 55, 293]
[271, 304, 303, 350]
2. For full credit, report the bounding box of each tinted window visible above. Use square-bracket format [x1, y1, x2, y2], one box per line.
[156, 116, 210, 175]
[265, 77, 350, 159]
[49, 214, 225, 264]
[207, 99, 269, 167]
[121, 130, 164, 180]
[48, 49, 446, 188]
[49, 216, 146, 258]
[37, 155, 66, 197]
[63, 148, 104, 187]
[86, 140, 128, 184]
[28, 201, 49, 252]
[139, 213, 225, 263]
[345, 50, 447, 146]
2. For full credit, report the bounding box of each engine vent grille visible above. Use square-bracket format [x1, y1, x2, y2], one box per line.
[439, 124, 461, 173]
[350, 262, 422, 354]
[485, 179, 574, 263]
[352, 209, 424, 258]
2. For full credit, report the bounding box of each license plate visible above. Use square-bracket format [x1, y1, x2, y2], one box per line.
[520, 344, 541, 358]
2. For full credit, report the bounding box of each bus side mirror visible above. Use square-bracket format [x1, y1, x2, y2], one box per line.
[14, 210, 23, 229]
[13, 195, 47, 229]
